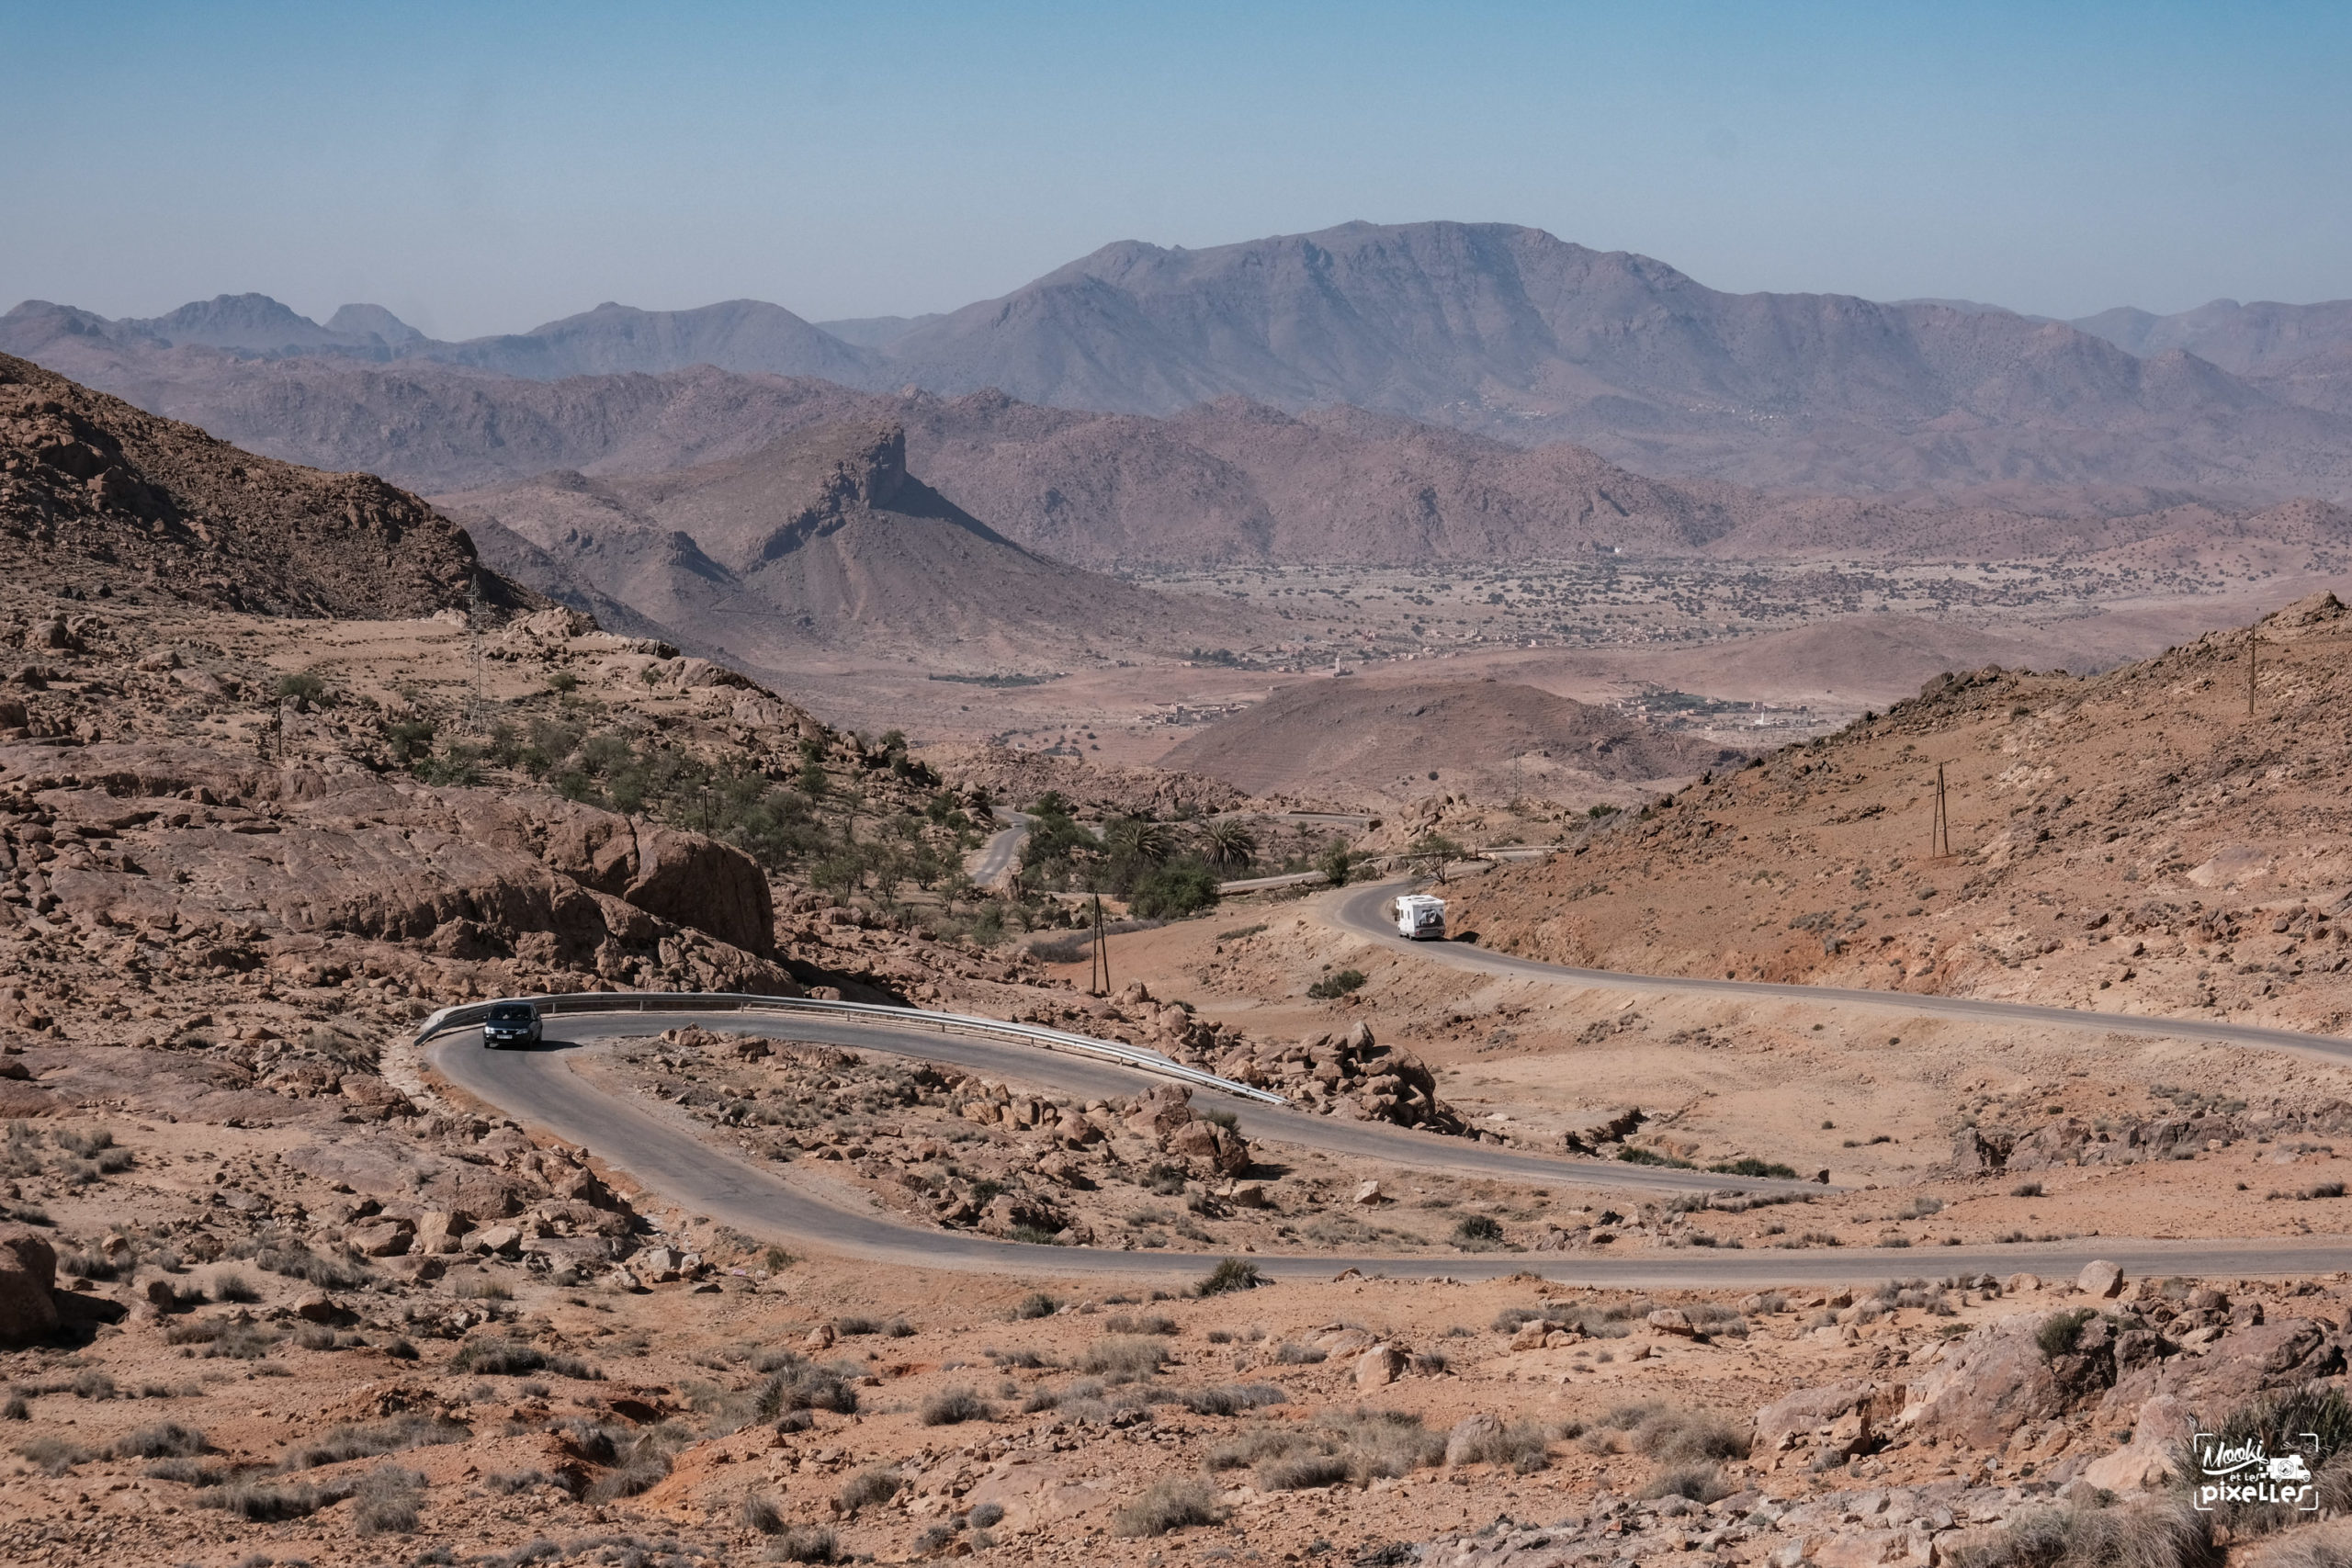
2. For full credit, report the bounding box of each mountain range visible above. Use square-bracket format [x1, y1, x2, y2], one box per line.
[439, 420, 1261, 669]
[12, 220, 2352, 502]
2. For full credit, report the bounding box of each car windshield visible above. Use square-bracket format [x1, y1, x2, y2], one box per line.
[487, 1005, 535, 1022]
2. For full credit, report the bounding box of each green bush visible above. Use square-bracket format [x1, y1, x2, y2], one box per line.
[1306, 968, 1366, 999]
[1197, 1258, 1264, 1297]
[2036, 1308, 2098, 1360]
[1130, 863, 1222, 919]
[1709, 1157, 1800, 1179]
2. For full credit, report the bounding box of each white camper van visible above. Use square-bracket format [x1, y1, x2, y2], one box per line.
[1392, 893, 1446, 940]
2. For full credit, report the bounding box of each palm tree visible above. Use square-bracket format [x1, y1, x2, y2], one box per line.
[1199, 818, 1260, 872]
[1103, 816, 1178, 866]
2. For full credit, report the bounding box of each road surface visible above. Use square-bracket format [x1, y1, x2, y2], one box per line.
[1329, 881, 2352, 1066]
[964, 810, 1035, 889]
[427, 1004, 2352, 1284]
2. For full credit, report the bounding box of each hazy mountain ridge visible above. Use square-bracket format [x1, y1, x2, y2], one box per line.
[12, 220, 2352, 502]
[0, 333, 2327, 570]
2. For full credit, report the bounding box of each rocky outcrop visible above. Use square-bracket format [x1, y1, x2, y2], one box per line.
[0, 747, 797, 997]
[1124, 1084, 1251, 1176]
[507, 798, 775, 956]
[0, 1223, 59, 1343]
[1189, 1021, 1464, 1134]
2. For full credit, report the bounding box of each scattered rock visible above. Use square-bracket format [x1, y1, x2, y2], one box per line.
[1445, 1413, 1504, 1466]
[1355, 1344, 1408, 1389]
[2077, 1259, 2124, 1298]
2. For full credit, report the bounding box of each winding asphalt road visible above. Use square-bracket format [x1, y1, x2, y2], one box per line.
[964, 810, 1036, 889]
[1330, 881, 2352, 1066]
[428, 1003, 2352, 1285]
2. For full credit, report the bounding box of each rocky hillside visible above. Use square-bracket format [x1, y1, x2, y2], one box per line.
[1159, 676, 1745, 803]
[1450, 591, 2352, 1034]
[0, 351, 522, 618]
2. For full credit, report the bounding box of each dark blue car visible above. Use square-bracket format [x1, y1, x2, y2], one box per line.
[482, 1001, 542, 1049]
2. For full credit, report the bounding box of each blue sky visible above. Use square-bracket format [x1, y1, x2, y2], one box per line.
[4, 0, 2347, 336]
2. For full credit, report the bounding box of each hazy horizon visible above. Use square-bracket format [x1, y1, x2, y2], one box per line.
[6, 2, 2350, 337]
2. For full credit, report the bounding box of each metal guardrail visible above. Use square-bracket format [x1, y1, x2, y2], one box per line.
[415, 991, 1289, 1105]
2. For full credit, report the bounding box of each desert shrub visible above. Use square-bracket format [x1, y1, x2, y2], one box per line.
[1450, 1419, 1552, 1473]
[353, 1465, 424, 1536]
[1643, 1463, 1734, 1503]
[767, 1524, 840, 1563]
[914, 1522, 957, 1552]
[1306, 969, 1366, 1000]
[19, 1435, 89, 1475]
[833, 1315, 883, 1337]
[2037, 1307, 2099, 1360]
[1114, 1474, 1221, 1537]
[1452, 1214, 1504, 1247]
[560, 1419, 621, 1464]
[206, 1480, 330, 1520]
[452, 1338, 595, 1379]
[1710, 1157, 1801, 1179]
[1600, 1405, 1747, 1463]
[755, 1359, 859, 1417]
[486, 1469, 561, 1495]
[255, 1240, 369, 1290]
[1011, 1292, 1057, 1320]
[1323, 1407, 1448, 1481]
[921, 1387, 992, 1427]
[283, 1415, 469, 1470]
[1261, 1450, 1353, 1490]
[1020, 1386, 1064, 1414]
[1209, 1427, 1308, 1470]
[0, 1395, 25, 1421]
[1174, 1383, 1285, 1417]
[740, 1493, 786, 1533]
[112, 1421, 208, 1459]
[1197, 1258, 1263, 1296]
[969, 1502, 1005, 1529]
[2188, 1386, 2352, 1533]
[1081, 1336, 1168, 1380]
[838, 1465, 902, 1512]
[1104, 1314, 1179, 1337]
[70, 1369, 116, 1400]
[1941, 1496, 2218, 1568]
[2010, 1180, 2046, 1198]
[587, 1438, 673, 1503]
[143, 1456, 227, 1486]
[1270, 1342, 1326, 1364]
[211, 1270, 259, 1303]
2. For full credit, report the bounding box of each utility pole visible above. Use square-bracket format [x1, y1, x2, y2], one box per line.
[1930, 764, 1952, 859]
[2247, 626, 2257, 717]
[1089, 894, 1111, 997]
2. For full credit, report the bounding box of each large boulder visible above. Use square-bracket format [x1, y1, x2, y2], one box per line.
[1754, 1381, 1877, 1455]
[0, 1224, 59, 1343]
[1897, 1314, 2071, 1450]
[620, 824, 774, 957]
[1167, 1116, 1251, 1176]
